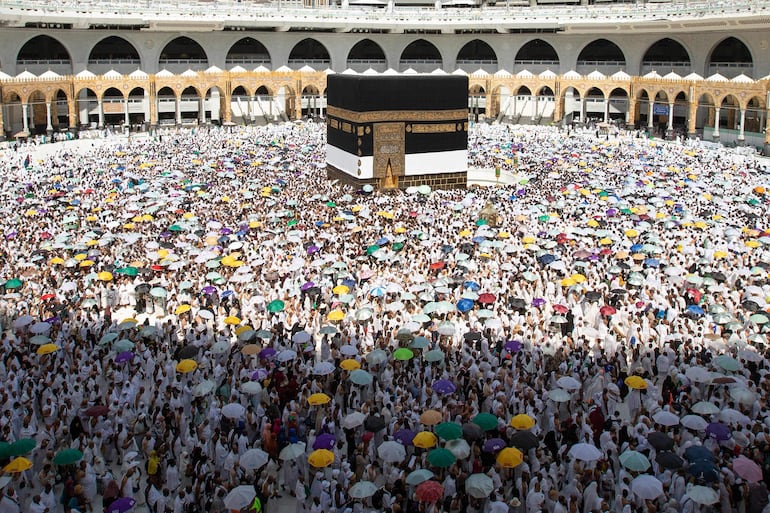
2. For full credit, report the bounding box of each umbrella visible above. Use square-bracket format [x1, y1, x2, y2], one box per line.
[465, 473, 494, 499]
[2, 457, 32, 473]
[420, 409, 443, 426]
[446, 438, 471, 459]
[424, 349, 444, 362]
[686, 485, 719, 505]
[413, 431, 438, 449]
[435, 422, 462, 440]
[714, 354, 741, 372]
[342, 412, 366, 429]
[656, 451, 684, 470]
[312, 362, 335, 376]
[427, 448, 456, 468]
[267, 299, 285, 313]
[366, 349, 388, 365]
[406, 469, 434, 486]
[568, 442, 602, 461]
[106, 497, 137, 513]
[691, 401, 720, 415]
[308, 393, 331, 406]
[647, 432, 675, 451]
[378, 441, 407, 462]
[620, 450, 651, 472]
[631, 475, 663, 500]
[733, 455, 763, 483]
[705, 422, 731, 440]
[393, 348, 414, 361]
[556, 376, 581, 390]
[340, 359, 361, 371]
[350, 369, 373, 386]
[175, 359, 197, 373]
[176, 345, 198, 360]
[652, 410, 680, 427]
[548, 389, 571, 402]
[313, 433, 336, 450]
[432, 379, 456, 394]
[85, 405, 110, 417]
[681, 415, 708, 431]
[510, 414, 536, 430]
[223, 485, 256, 510]
[415, 480, 444, 503]
[192, 380, 215, 397]
[239, 448, 269, 471]
[308, 449, 335, 467]
[690, 460, 720, 482]
[394, 429, 417, 446]
[349, 481, 378, 499]
[364, 415, 387, 432]
[279, 442, 306, 461]
[221, 403, 246, 419]
[510, 431, 539, 451]
[624, 375, 647, 390]
[462, 422, 483, 440]
[53, 448, 84, 466]
[684, 445, 715, 462]
[482, 438, 507, 453]
[9, 438, 36, 456]
[496, 447, 523, 468]
[472, 412, 498, 431]
[240, 381, 262, 395]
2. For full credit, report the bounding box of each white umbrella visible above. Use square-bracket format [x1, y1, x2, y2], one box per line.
[686, 485, 719, 505]
[547, 389, 571, 402]
[365, 349, 388, 365]
[292, 331, 312, 344]
[312, 362, 335, 376]
[446, 439, 471, 459]
[240, 382, 262, 395]
[719, 408, 750, 425]
[11, 315, 33, 329]
[279, 442, 306, 461]
[631, 475, 663, 500]
[276, 349, 297, 363]
[239, 448, 269, 471]
[729, 387, 756, 405]
[691, 401, 720, 415]
[652, 411, 680, 427]
[223, 485, 256, 510]
[377, 441, 406, 463]
[681, 415, 708, 431]
[556, 376, 581, 390]
[340, 344, 358, 356]
[342, 412, 366, 429]
[685, 367, 711, 383]
[29, 321, 51, 334]
[221, 403, 246, 419]
[465, 473, 494, 499]
[192, 380, 215, 397]
[567, 443, 602, 462]
[349, 481, 378, 499]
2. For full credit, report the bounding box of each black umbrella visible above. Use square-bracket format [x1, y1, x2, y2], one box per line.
[462, 422, 483, 440]
[647, 431, 675, 451]
[510, 298, 527, 312]
[464, 331, 482, 342]
[689, 461, 720, 482]
[584, 291, 602, 302]
[708, 272, 727, 283]
[655, 451, 684, 470]
[364, 415, 387, 433]
[610, 288, 628, 295]
[510, 431, 539, 451]
[135, 283, 151, 294]
[742, 300, 761, 312]
[177, 345, 200, 360]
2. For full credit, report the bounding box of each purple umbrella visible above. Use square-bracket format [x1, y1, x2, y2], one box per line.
[307, 245, 320, 254]
[705, 422, 731, 441]
[301, 281, 316, 291]
[107, 497, 136, 513]
[252, 369, 269, 381]
[504, 340, 522, 353]
[393, 429, 417, 446]
[432, 379, 456, 395]
[221, 228, 232, 235]
[259, 348, 276, 359]
[115, 351, 134, 363]
[202, 286, 217, 295]
[532, 298, 546, 308]
[483, 438, 506, 452]
[313, 433, 336, 450]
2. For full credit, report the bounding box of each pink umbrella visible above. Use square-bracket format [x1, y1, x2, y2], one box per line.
[733, 456, 763, 483]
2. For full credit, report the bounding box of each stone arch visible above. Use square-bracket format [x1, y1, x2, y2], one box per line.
[514, 39, 559, 73]
[399, 39, 442, 72]
[347, 39, 386, 72]
[641, 38, 691, 75]
[288, 38, 330, 69]
[127, 86, 148, 127]
[159, 36, 208, 72]
[227, 37, 271, 68]
[101, 87, 126, 127]
[301, 84, 322, 118]
[88, 36, 141, 73]
[276, 84, 297, 120]
[469, 83, 486, 120]
[179, 86, 202, 123]
[204, 85, 226, 124]
[231, 85, 252, 97]
[608, 87, 629, 123]
[156, 86, 177, 125]
[744, 95, 766, 134]
[576, 39, 626, 74]
[560, 86, 583, 124]
[255, 85, 273, 97]
[456, 39, 498, 73]
[708, 37, 753, 78]
[17, 35, 73, 74]
[717, 93, 741, 131]
[489, 84, 512, 120]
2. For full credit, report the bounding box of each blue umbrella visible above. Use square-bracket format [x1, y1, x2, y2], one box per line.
[471, 236, 486, 244]
[457, 298, 474, 313]
[689, 460, 720, 482]
[686, 305, 705, 316]
[313, 433, 336, 450]
[370, 286, 386, 297]
[630, 243, 643, 252]
[464, 281, 481, 291]
[684, 445, 715, 462]
[375, 237, 389, 246]
[537, 254, 556, 265]
[644, 258, 660, 267]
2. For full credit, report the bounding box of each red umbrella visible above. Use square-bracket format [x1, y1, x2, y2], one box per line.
[429, 262, 445, 270]
[415, 480, 444, 503]
[600, 305, 617, 316]
[40, 293, 56, 301]
[685, 288, 702, 303]
[85, 405, 110, 417]
[150, 265, 164, 272]
[553, 304, 568, 314]
[599, 248, 613, 256]
[477, 293, 496, 305]
[733, 456, 763, 483]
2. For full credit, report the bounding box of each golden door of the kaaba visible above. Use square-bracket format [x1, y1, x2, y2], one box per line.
[373, 122, 405, 189]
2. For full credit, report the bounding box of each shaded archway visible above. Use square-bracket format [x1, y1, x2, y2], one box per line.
[708, 37, 753, 78]
[28, 91, 47, 135]
[75, 88, 99, 128]
[205, 86, 226, 125]
[561, 87, 583, 125]
[17, 35, 72, 74]
[288, 39, 330, 70]
[695, 93, 715, 138]
[469, 84, 486, 121]
[276, 85, 296, 121]
[456, 40, 498, 73]
[399, 39, 442, 73]
[607, 87, 629, 123]
[88, 36, 141, 74]
[226, 38, 271, 67]
[576, 39, 625, 73]
[128, 87, 148, 128]
[534, 86, 555, 124]
[511, 86, 533, 122]
[52, 89, 68, 129]
[301, 85, 322, 119]
[157, 86, 177, 125]
[102, 87, 126, 128]
[489, 85, 512, 121]
[745, 96, 766, 135]
[641, 38, 690, 75]
[159, 37, 208, 71]
[347, 39, 387, 72]
[514, 39, 559, 73]
[584, 87, 606, 123]
[180, 86, 201, 123]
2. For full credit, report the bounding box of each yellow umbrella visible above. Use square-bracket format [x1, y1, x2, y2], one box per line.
[694, 221, 708, 230]
[459, 229, 472, 237]
[624, 375, 647, 390]
[419, 409, 442, 426]
[496, 447, 523, 468]
[174, 304, 192, 315]
[308, 449, 335, 467]
[521, 235, 536, 244]
[176, 359, 198, 373]
[746, 240, 761, 248]
[249, 220, 261, 229]
[624, 229, 639, 238]
[308, 393, 331, 406]
[340, 359, 361, 371]
[74, 253, 88, 261]
[570, 273, 587, 284]
[157, 249, 169, 259]
[121, 317, 138, 325]
[599, 238, 613, 246]
[509, 414, 536, 430]
[98, 271, 113, 282]
[50, 257, 65, 265]
[394, 227, 407, 234]
[498, 231, 511, 239]
[3, 457, 32, 473]
[235, 325, 253, 336]
[85, 240, 98, 247]
[79, 260, 95, 268]
[615, 250, 629, 260]
[36, 344, 60, 355]
[224, 316, 241, 326]
[183, 212, 195, 219]
[713, 250, 728, 259]
[241, 344, 261, 355]
[327, 310, 345, 322]
[413, 431, 438, 449]
[631, 253, 646, 261]
[560, 278, 576, 287]
[333, 285, 350, 295]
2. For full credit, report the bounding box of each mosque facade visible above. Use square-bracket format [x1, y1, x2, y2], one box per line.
[0, 0, 768, 152]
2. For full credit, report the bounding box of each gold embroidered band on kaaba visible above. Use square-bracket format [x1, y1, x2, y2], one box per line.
[326, 106, 468, 124]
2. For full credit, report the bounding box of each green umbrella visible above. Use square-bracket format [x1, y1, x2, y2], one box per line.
[537, 215, 550, 223]
[366, 245, 380, 256]
[205, 260, 221, 269]
[267, 300, 285, 313]
[287, 219, 298, 227]
[115, 267, 138, 277]
[114, 339, 135, 352]
[150, 287, 167, 298]
[475, 219, 487, 227]
[4, 278, 23, 289]
[392, 242, 405, 252]
[349, 369, 373, 386]
[472, 413, 498, 431]
[168, 225, 183, 232]
[417, 185, 431, 195]
[53, 448, 84, 465]
[435, 422, 463, 440]
[750, 313, 769, 325]
[0, 442, 10, 459]
[714, 354, 741, 372]
[9, 438, 36, 456]
[427, 447, 456, 468]
[424, 349, 444, 363]
[393, 348, 414, 361]
[326, 201, 337, 207]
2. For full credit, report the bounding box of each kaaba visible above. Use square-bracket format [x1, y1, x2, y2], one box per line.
[325, 74, 469, 190]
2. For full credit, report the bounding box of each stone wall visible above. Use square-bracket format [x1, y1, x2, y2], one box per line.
[326, 165, 467, 190]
